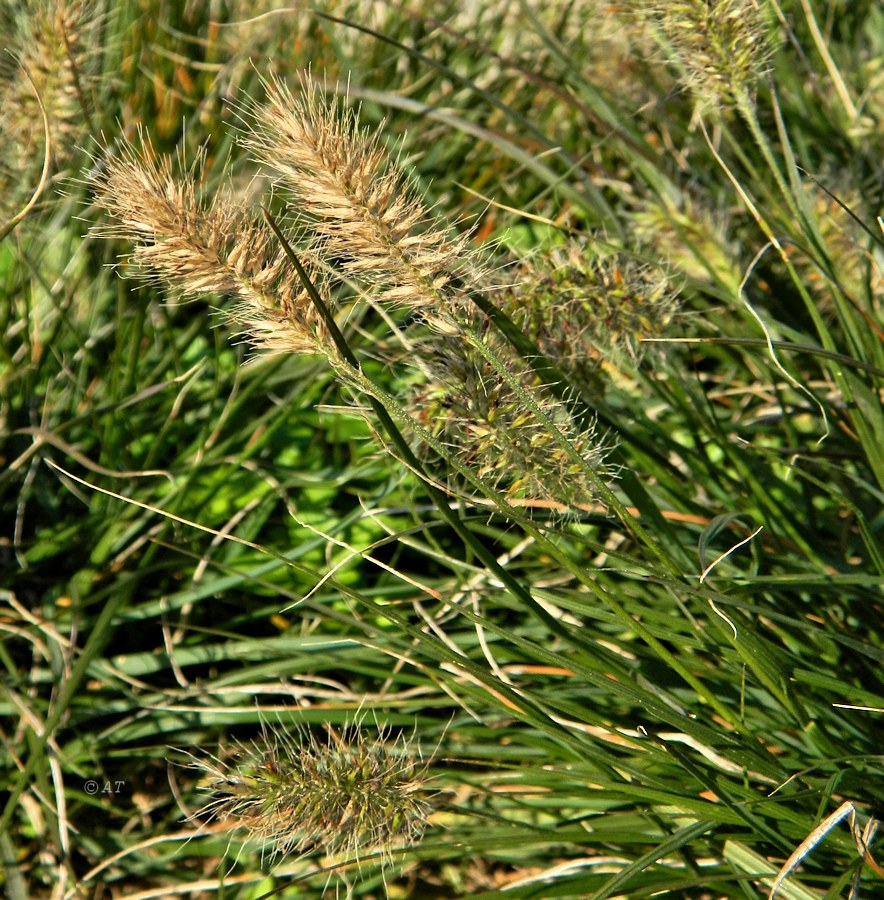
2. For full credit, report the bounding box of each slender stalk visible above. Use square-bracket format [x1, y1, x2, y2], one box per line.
[263, 208, 582, 646]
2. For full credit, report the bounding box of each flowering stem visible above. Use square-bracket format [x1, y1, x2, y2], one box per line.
[261, 216, 725, 718]
[262, 207, 578, 640]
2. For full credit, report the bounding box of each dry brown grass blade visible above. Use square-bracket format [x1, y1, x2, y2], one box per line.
[769, 801, 882, 898]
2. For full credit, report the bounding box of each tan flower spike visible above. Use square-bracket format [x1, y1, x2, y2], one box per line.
[242, 74, 476, 316]
[89, 133, 330, 357]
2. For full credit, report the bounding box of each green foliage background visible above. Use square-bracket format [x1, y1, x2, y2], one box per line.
[1, 1, 882, 897]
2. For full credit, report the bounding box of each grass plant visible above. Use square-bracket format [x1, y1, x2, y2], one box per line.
[1, 1, 882, 897]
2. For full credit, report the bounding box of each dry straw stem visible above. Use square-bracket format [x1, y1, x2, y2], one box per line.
[186, 721, 432, 866]
[242, 73, 477, 318]
[89, 133, 331, 357]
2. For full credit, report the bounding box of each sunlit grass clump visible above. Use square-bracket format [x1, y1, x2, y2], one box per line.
[2, 0, 883, 897]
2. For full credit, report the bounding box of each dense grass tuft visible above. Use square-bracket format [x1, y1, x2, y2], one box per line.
[2, 1, 882, 898]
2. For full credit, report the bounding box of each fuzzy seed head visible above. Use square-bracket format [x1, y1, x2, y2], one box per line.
[411, 327, 613, 511]
[502, 244, 682, 388]
[786, 187, 884, 314]
[1, 0, 100, 211]
[632, 198, 743, 291]
[639, 0, 775, 107]
[187, 723, 432, 866]
[90, 135, 331, 357]
[243, 74, 476, 315]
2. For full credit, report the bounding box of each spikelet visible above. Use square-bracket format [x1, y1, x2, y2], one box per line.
[185, 720, 432, 867]
[501, 243, 682, 386]
[89, 134, 331, 357]
[634, 0, 776, 108]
